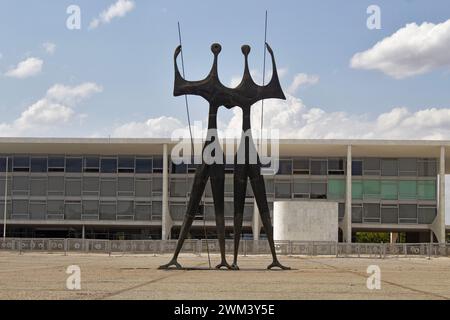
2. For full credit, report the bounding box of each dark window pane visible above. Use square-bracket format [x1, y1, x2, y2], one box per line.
[381, 206, 398, 224]
[48, 157, 65, 172]
[293, 158, 309, 174]
[328, 159, 345, 175]
[363, 203, 380, 223]
[153, 157, 163, 170]
[66, 158, 82, 173]
[31, 158, 47, 173]
[13, 156, 29, 172]
[364, 158, 380, 175]
[277, 160, 292, 175]
[352, 160, 363, 176]
[136, 158, 152, 174]
[418, 160, 437, 177]
[310, 160, 327, 175]
[399, 158, 417, 176]
[84, 157, 99, 172]
[352, 205, 363, 223]
[399, 204, 417, 223]
[381, 159, 398, 176]
[118, 157, 135, 173]
[172, 163, 187, 174]
[101, 158, 117, 173]
[311, 182, 327, 199]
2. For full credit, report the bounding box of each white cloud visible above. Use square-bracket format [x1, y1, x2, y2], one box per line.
[42, 42, 56, 55]
[0, 83, 102, 136]
[113, 116, 184, 138]
[351, 19, 450, 79]
[287, 73, 319, 94]
[5, 57, 43, 79]
[89, 0, 135, 30]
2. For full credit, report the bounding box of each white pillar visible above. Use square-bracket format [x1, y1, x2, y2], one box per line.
[161, 143, 172, 240]
[344, 145, 352, 243]
[437, 146, 446, 243]
[252, 199, 261, 240]
[82, 225, 85, 239]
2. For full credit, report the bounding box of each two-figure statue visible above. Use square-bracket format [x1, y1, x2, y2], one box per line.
[159, 42, 290, 270]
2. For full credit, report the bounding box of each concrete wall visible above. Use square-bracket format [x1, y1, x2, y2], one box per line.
[273, 201, 339, 242]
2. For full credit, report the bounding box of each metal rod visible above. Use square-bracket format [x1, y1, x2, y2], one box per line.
[259, 10, 268, 149]
[177, 22, 195, 161]
[3, 157, 8, 239]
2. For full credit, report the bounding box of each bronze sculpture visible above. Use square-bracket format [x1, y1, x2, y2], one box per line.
[160, 42, 290, 270]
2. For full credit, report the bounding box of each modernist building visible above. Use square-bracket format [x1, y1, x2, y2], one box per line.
[0, 138, 449, 243]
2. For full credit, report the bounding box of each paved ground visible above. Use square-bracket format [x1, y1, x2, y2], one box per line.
[0, 252, 449, 300]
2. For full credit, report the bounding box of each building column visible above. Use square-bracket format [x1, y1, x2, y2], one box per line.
[433, 146, 446, 243]
[82, 225, 85, 239]
[252, 199, 261, 240]
[343, 145, 352, 243]
[161, 143, 172, 240]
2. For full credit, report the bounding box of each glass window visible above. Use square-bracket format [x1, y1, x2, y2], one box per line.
[83, 200, 99, 216]
[152, 201, 162, 220]
[135, 202, 151, 221]
[327, 179, 345, 199]
[118, 157, 135, 173]
[170, 203, 186, 220]
[381, 159, 398, 176]
[66, 158, 82, 173]
[83, 177, 99, 195]
[264, 178, 275, 196]
[293, 179, 309, 198]
[363, 203, 380, 223]
[417, 180, 436, 200]
[48, 157, 65, 172]
[381, 205, 398, 224]
[399, 204, 417, 223]
[399, 158, 417, 176]
[12, 200, 28, 215]
[65, 179, 81, 197]
[31, 158, 47, 173]
[418, 206, 436, 224]
[381, 181, 397, 200]
[0, 157, 12, 172]
[100, 179, 117, 197]
[363, 158, 380, 176]
[311, 182, 327, 199]
[363, 180, 380, 199]
[352, 180, 363, 200]
[101, 158, 117, 173]
[84, 157, 99, 173]
[172, 163, 187, 174]
[310, 160, 327, 175]
[65, 201, 82, 220]
[0, 177, 12, 197]
[12, 176, 29, 193]
[47, 200, 64, 219]
[328, 159, 345, 175]
[277, 160, 292, 175]
[352, 205, 363, 223]
[275, 181, 291, 199]
[170, 179, 187, 197]
[48, 176, 64, 195]
[338, 203, 345, 221]
[152, 177, 162, 195]
[100, 202, 116, 220]
[398, 180, 417, 200]
[153, 157, 163, 173]
[352, 160, 363, 176]
[135, 178, 151, 198]
[418, 160, 437, 177]
[117, 201, 134, 219]
[135, 158, 153, 174]
[118, 177, 134, 196]
[293, 158, 309, 175]
[30, 178, 47, 196]
[13, 156, 30, 172]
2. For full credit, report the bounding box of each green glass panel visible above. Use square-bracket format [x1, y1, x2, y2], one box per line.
[352, 181, 363, 200]
[363, 180, 380, 199]
[418, 180, 436, 200]
[381, 181, 397, 200]
[398, 180, 417, 200]
[328, 179, 345, 199]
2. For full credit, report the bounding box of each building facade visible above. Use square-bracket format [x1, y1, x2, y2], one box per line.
[0, 138, 449, 243]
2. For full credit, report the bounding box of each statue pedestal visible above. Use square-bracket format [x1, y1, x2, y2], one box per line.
[273, 201, 339, 242]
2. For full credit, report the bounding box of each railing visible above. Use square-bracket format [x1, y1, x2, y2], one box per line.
[0, 238, 448, 258]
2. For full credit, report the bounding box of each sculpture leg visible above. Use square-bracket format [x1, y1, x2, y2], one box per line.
[159, 164, 209, 270]
[231, 164, 247, 270]
[249, 172, 291, 270]
[210, 174, 231, 269]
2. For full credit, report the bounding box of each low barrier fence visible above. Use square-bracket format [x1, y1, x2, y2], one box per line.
[0, 238, 448, 258]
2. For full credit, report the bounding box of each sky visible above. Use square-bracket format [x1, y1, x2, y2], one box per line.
[1, 0, 450, 223]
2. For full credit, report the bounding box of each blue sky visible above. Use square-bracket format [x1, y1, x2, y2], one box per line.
[1, 0, 450, 138]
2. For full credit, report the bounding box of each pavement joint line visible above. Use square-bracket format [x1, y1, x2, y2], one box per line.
[91, 262, 209, 300]
[298, 257, 449, 300]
